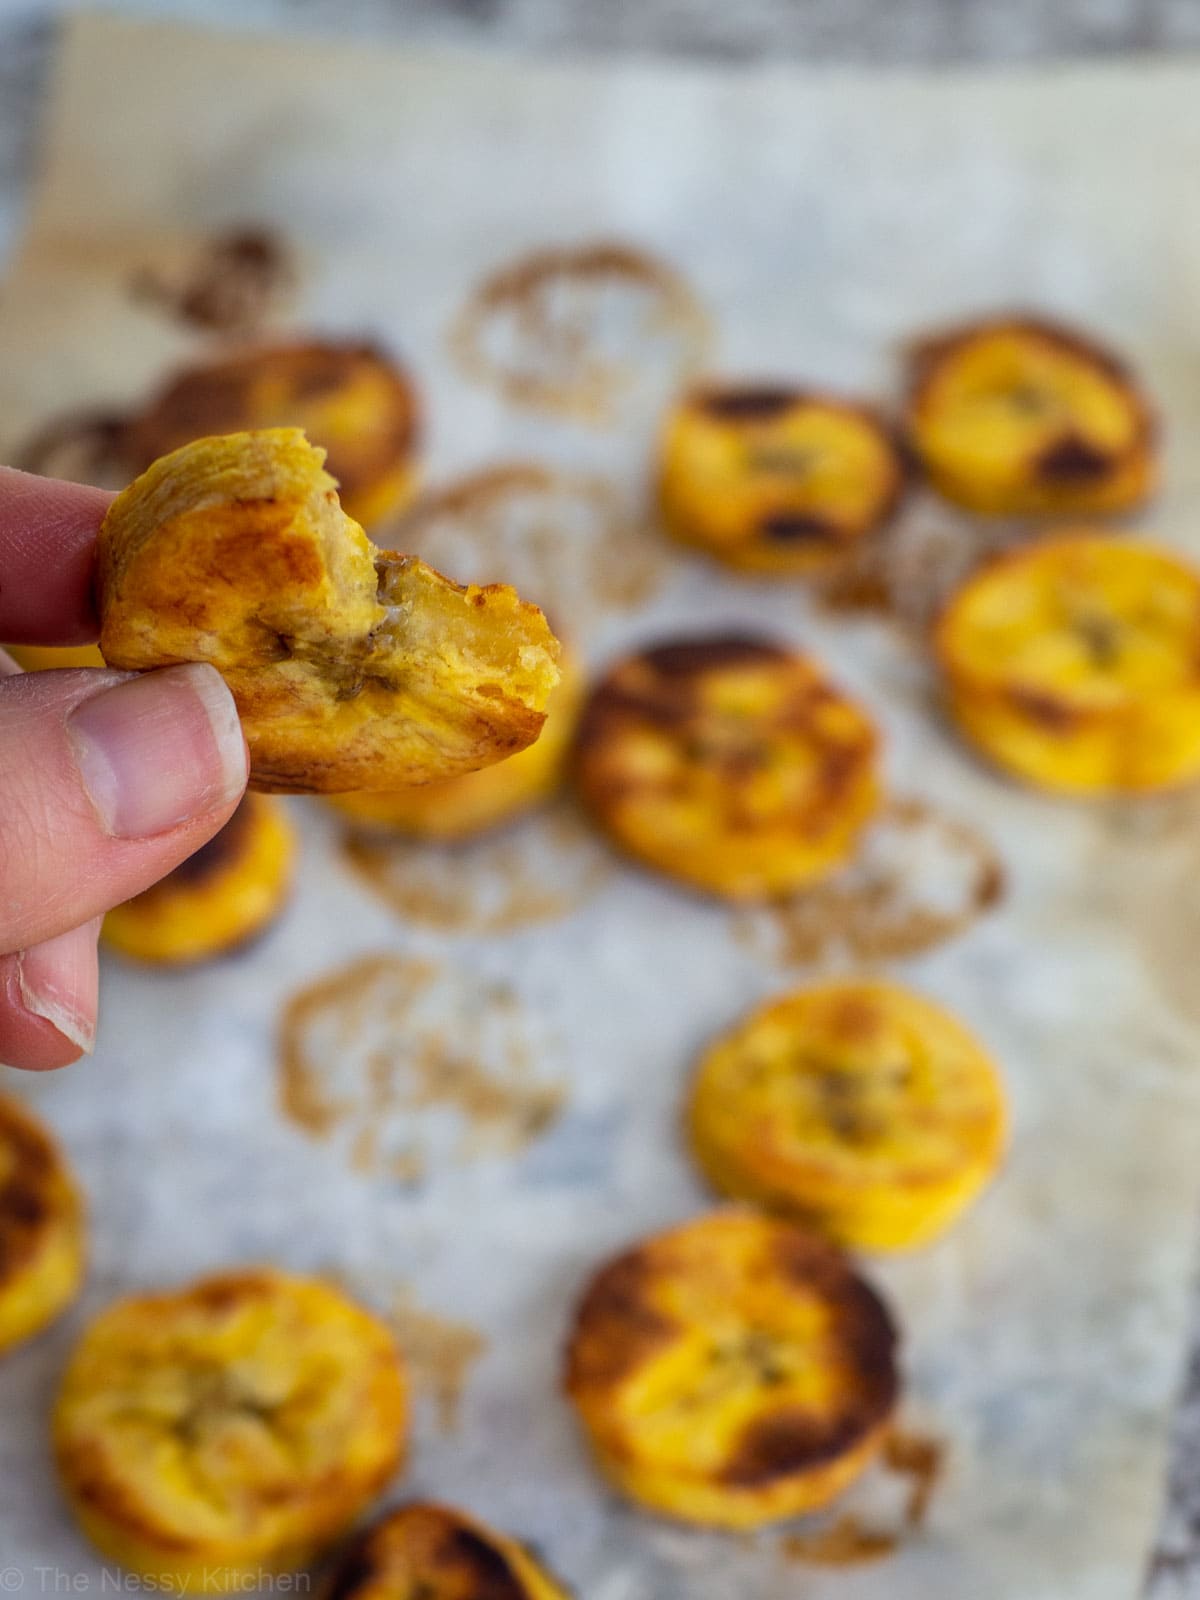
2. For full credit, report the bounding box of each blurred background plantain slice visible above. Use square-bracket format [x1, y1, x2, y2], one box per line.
[659, 382, 905, 574]
[321, 1501, 572, 1600]
[101, 793, 296, 964]
[936, 532, 1200, 793]
[126, 340, 421, 530]
[564, 1210, 899, 1528]
[54, 1268, 408, 1591]
[573, 635, 880, 900]
[906, 315, 1157, 516]
[688, 979, 1008, 1250]
[97, 429, 560, 793]
[327, 649, 583, 841]
[0, 1095, 85, 1355]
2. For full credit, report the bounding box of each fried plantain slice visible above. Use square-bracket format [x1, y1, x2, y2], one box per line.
[327, 649, 583, 841]
[97, 429, 561, 794]
[321, 1501, 571, 1600]
[906, 315, 1157, 516]
[564, 1210, 899, 1528]
[101, 793, 296, 964]
[688, 980, 1007, 1251]
[573, 636, 880, 901]
[936, 533, 1200, 793]
[659, 383, 905, 574]
[126, 341, 420, 528]
[54, 1269, 408, 1591]
[0, 1095, 85, 1355]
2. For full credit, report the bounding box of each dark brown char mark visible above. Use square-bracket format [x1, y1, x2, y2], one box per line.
[697, 386, 798, 423]
[640, 636, 788, 678]
[167, 796, 256, 887]
[759, 511, 839, 544]
[1035, 433, 1114, 483]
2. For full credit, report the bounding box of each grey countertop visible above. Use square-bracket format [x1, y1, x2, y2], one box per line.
[1, 3, 1199, 1591]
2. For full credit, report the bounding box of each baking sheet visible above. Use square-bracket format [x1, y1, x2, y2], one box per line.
[3, 14, 1200, 1596]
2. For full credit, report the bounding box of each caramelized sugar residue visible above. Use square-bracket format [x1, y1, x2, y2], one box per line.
[383, 463, 666, 639]
[818, 508, 1034, 635]
[450, 241, 710, 423]
[17, 407, 130, 487]
[129, 227, 295, 333]
[278, 954, 563, 1180]
[782, 1430, 945, 1567]
[340, 804, 613, 935]
[388, 1286, 487, 1433]
[737, 796, 1003, 966]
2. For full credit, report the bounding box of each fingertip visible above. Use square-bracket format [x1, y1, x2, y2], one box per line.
[0, 921, 99, 1071]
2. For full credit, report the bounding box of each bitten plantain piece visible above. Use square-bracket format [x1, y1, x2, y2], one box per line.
[126, 341, 421, 528]
[97, 430, 561, 794]
[327, 649, 583, 840]
[936, 533, 1200, 793]
[659, 384, 905, 574]
[54, 1269, 408, 1592]
[102, 794, 296, 964]
[573, 636, 879, 901]
[906, 315, 1157, 516]
[564, 1210, 898, 1528]
[0, 1095, 85, 1355]
[688, 980, 1007, 1251]
[321, 1502, 572, 1600]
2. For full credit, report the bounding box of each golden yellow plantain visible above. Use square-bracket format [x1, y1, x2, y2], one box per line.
[688, 979, 1007, 1250]
[659, 383, 905, 574]
[936, 533, 1200, 793]
[0, 1094, 85, 1355]
[564, 1210, 899, 1528]
[573, 635, 880, 900]
[54, 1269, 408, 1592]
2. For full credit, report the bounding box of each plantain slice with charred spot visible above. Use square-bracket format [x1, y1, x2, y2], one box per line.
[327, 649, 583, 841]
[0, 1095, 85, 1355]
[564, 1210, 899, 1528]
[906, 315, 1157, 516]
[659, 383, 905, 574]
[102, 793, 296, 965]
[936, 533, 1200, 793]
[321, 1501, 572, 1600]
[688, 980, 1007, 1251]
[126, 341, 421, 529]
[97, 429, 561, 794]
[573, 635, 880, 901]
[54, 1269, 408, 1592]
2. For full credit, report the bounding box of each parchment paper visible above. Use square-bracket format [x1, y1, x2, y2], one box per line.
[3, 15, 1200, 1597]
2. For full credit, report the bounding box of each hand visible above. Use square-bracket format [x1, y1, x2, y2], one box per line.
[0, 465, 249, 1069]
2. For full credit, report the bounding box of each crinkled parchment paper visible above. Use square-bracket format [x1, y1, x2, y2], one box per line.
[3, 16, 1200, 1598]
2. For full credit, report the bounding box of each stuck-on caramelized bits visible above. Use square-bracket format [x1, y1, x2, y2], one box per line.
[936, 533, 1200, 793]
[126, 340, 420, 528]
[97, 429, 560, 794]
[906, 315, 1157, 516]
[688, 980, 1007, 1251]
[102, 793, 295, 964]
[0, 1095, 85, 1355]
[328, 650, 583, 841]
[54, 1269, 408, 1592]
[659, 384, 905, 574]
[564, 1210, 899, 1528]
[574, 636, 880, 901]
[321, 1502, 572, 1600]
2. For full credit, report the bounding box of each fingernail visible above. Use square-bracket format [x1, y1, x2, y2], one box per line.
[17, 924, 100, 1055]
[68, 663, 247, 838]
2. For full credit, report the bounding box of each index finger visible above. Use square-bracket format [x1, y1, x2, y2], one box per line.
[0, 465, 114, 645]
